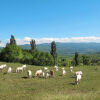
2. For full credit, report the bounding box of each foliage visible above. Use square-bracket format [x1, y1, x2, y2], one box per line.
[74, 52, 79, 66]
[0, 44, 23, 62]
[30, 39, 36, 51]
[82, 55, 91, 65]
[10, 35, 16, 45]
[50, 41, 57, 65]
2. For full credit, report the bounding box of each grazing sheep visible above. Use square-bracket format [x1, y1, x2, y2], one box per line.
[22, 64, 26, 69]
[46, 72, 50, 78]
[76, 74, 82, 85]
[7, 67, 12, 73]
[16, 67, 23, 73]
[42, 72, 45, 78]
[35, 69, 43, 77]
[62, 68, 66, 76]
[0, 64, 7, 71]
[44, 67, 48, 71]
[50, 70, 54, 77]
[73, 71, 83, 77]
[27, 70, 32, 78]
[70, 66, 73, 72]
[54, 66, 58, 71]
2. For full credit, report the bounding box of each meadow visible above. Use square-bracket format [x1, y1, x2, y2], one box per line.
[0, 62, 100, 100]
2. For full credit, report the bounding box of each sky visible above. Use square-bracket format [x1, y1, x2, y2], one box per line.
[0, 0, 100, 46]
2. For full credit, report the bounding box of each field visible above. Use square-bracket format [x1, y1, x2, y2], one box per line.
[0, 62, 100, 100]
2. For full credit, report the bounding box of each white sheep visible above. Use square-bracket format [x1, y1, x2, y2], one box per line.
[76, 74, 82, 85]
[54, 65, 58, 71]
[42, 72, 45, 77]
[70, 66, 73, 72]
[44, 67, 48, 71]
[0, 65, 4, 71]
[35, 69, 43, 77]
[22, 64, 26, 69]
[46, 72, 50, 78]
[27, 70, 32, 78]
[7, 67, 12, 73]
[16, 67, 23, 73]
[62, 68, 66, 76]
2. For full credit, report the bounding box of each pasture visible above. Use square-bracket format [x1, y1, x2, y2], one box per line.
[0, 62, 100, 100]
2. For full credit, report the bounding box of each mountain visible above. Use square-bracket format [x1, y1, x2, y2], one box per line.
[19, 43, 100, 56]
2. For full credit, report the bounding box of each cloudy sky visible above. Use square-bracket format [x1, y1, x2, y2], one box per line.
[0, 0, 100, 46]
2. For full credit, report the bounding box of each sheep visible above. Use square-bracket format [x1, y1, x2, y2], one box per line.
[35, 69, 43, 77]
[54, 65, 58, 71]
[7, 67, 12, 73]
[0, 65, 4, 71]
[50, 70, 54, 77]
[27, 70, 32, 78]
[3, 64, 7, 68]
[16, 67, 24, 73]
[62, 68, 66, 76]
[44, 67, 48, 71]
[42, 72, 45, 78]
[76, 74, 82, 85]
[46, 72, 50, 78]
[70, 66, 73, 72]
[22, 64, 26, 69]
[73, 71, 83, 77]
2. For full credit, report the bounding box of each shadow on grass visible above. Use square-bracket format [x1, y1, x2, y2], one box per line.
[69, 82, 76, 85]
[22, 76, 28, 79]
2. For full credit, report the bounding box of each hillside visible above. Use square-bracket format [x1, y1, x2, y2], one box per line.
[19, 43, 100, 56]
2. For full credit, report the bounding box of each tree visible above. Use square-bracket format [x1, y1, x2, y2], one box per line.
[50, 41, 57, 66]
[30, 39, 36, 51]
[10, 35, 16, 45]
[0, 44, 23, 62]
[75, 52, 79, 66]
[82, 55, 91, 65]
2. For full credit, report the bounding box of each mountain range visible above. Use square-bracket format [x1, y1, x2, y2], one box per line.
[18, 43, 100, 56]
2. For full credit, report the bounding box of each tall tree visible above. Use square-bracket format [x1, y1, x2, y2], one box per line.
[75, 52, 79, 66]
[50, 41, 57, 66]
[10, 35, 16, 45]
[30, 39, 36, 51]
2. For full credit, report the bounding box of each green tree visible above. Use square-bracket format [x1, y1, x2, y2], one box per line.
[75, 52, 79, 66]
[0, 44, 23, 62]
[30, 39, 36, 51]
[82, 55, 91, 65]
[50, 41, 57, 66]
[10, 35, 16, 45]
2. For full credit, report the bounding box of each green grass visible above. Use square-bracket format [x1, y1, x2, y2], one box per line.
[0, 62, 100, 100]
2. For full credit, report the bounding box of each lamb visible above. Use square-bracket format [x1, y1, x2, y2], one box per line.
[7, 67, 12, 73]
[27, 70, 32, 78]
[16, 67, 23, 73]
[35, 69, 43, 77]
[76, 74, 82, 85]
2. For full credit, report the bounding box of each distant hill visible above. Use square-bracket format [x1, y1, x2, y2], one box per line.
[19, 43, 100, 56]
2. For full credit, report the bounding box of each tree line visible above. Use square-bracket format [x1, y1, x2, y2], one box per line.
[0, 35, 98, 66]
[0, 35, 57, 66]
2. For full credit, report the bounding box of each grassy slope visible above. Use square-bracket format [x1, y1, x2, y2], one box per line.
[0, 62, 100, 100]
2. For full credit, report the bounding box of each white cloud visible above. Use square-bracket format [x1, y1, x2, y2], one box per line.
[3, 36, 100, 46]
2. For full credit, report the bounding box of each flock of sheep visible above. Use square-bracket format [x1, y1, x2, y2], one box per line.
[0, 64, 83, 85]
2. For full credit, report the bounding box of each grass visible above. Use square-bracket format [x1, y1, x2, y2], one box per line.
[0, 62, 100, 100]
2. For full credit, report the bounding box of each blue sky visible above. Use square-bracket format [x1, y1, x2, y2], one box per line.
[0, 0, 100, 45]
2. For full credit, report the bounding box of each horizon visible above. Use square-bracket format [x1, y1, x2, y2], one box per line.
[0, 0, 100, 46]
